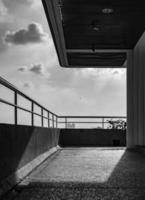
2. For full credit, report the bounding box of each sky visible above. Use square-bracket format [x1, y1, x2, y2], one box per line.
[0, 0, 126, 122]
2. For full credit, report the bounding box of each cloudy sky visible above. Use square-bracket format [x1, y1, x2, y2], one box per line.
[0, 0, 126, 121]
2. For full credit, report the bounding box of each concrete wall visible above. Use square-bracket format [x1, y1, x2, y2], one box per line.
[59, 129, 126, 147]
[0, 124, 60, 182]
[127, 32, 145, 148]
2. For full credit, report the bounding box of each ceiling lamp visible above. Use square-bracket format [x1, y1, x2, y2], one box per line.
[92, 26, 100, 31]
[102, 8, 114, 14]
[91, 21, 100, 31]
[91, 44, 96, 52]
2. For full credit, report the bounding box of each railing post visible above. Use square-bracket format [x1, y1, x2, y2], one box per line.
[56, 116, 58, 128]
[52, 114, 54, 128]
[65, 117, 67, 129]
[48, 112, 50, 127]
[31, 102, 34, 126]
[14, 91, 17, 125]
[102, 117, 104, 129]
[41, 108, 43, 127]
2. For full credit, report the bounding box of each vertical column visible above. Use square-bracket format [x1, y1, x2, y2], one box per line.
[128, 33, 145, 147]
[143, 49, 145, 146]
[127, 50, 134, 148]
[133, 48, 139, 146]
[138, 47, 144, 145]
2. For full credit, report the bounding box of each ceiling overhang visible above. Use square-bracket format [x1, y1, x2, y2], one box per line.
[42, 0, 145, 68]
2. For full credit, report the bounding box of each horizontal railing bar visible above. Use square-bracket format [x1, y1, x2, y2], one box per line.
[58, 122, 109, 124]
[0, 98, 54, 119]
[33, 112, 44, 118]
[0, 98, 39, 115]
[0, 76, 58, 117]
[0, 98, 126, 124]
[58, 116, 126, 118]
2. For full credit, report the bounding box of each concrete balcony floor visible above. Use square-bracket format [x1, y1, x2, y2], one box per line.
[4, 147, 145, 200]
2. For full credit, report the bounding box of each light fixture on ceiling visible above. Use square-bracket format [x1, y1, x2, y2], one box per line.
[102, 8, 114, 14]
[92, 26, 100, 31]
[91, 21, 100, 31]
[91, 44, 96, 52]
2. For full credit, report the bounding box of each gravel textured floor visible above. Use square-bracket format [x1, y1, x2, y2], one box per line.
[4, 147, 145, 200]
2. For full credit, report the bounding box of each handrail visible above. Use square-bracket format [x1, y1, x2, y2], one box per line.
[0, 76, 57, 116]
[0, 76, 58, 127]
[57, 116, 126, 129]
[58, 116, 126, 118]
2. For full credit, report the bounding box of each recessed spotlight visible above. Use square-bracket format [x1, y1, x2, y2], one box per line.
[91, 21, 100, 31]
[93, 27, 100, 31]
[91, 44, 95, 52]
[102, 8, 114, 14]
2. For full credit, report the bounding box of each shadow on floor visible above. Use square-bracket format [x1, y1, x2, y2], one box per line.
[3, 148, 145, 200]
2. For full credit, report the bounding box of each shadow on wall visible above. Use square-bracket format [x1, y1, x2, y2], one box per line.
[0, 124, 60, 196]
[3, 149, 145, 199]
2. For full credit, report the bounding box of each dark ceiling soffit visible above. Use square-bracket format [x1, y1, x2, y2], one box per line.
[67, 51, 127, 68]
[41, 0, 68, 67]
[41, 0, 128, 68]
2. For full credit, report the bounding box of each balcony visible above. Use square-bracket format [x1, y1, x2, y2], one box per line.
[0, 76, 138, 200]
[1, 0, 145, 198]
[0, 76, 126, 147]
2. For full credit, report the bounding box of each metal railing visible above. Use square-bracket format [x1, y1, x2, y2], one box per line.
[0, 76, 58, 128]
[0, 76, 126, 129]
[58, 116, 126, 129]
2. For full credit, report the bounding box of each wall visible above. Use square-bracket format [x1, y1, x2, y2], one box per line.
[59, 129, 126, 147]
[127, 31, 145, 147]
[0, 124, 60, 182]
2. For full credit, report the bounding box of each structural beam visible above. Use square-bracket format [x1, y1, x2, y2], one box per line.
[42, 0, 68, 66]
[67, 49, 129, 53]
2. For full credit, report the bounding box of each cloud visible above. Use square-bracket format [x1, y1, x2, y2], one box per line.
[2, 0, 42, 23]
[47, 67, 76, 88]
[17, 80, 34, 89]
[18, 66, 27, 72]
[0, 32, 7, 52]
[30, 64, 46, 75]
[0, 0, 7, 18]
[23, 82, 33, 88]
[113, 70, 119, 75]
[3, 0, 34, 9]
[4, 23, 48, 45]
[14, 64, 126, 116]
[18, 63, 50, 77]
[78, 68, 126, 81]
[0, 0, 13, 24]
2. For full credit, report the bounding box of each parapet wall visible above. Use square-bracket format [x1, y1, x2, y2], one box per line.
[59, 129, 126, 147]
[0, 124, 60, 183]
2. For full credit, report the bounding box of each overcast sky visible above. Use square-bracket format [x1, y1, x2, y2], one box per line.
[0, 0, 126, 118]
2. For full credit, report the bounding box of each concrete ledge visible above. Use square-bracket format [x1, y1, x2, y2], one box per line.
[59, 129, 126, 147]
[0, 146, 60, 198]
